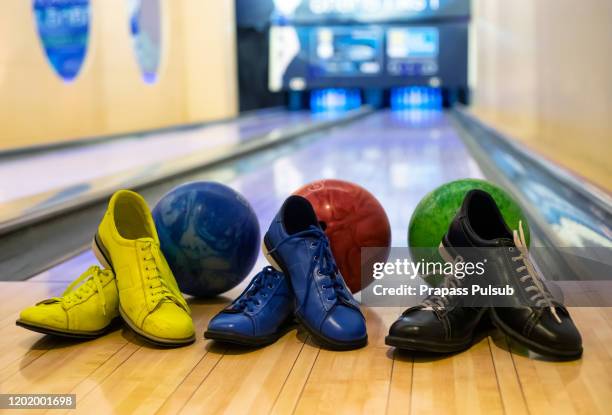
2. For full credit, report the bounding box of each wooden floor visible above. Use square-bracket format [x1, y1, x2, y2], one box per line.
[1, 278, 611, 415]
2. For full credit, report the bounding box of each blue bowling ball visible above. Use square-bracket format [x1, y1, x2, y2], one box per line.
[152, 181, 260, 297]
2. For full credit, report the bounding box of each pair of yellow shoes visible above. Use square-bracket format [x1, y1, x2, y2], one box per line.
[17, 190, 195, 347]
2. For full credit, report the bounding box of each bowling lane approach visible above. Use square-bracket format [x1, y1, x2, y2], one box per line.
[32, 109, 485, 284]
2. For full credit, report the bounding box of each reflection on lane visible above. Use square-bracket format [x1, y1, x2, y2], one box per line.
[0, 110, 314, 204]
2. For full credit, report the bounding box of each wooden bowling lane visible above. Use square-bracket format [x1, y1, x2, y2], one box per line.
[2, 282, 610, 414]
[504, 307, 612, 415]
[2, 110, 611, 414]
[283, 306, 398, 415]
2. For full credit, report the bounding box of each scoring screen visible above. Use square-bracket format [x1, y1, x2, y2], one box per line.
[269, 24, 466, 91]
[271, 0, 470, 24]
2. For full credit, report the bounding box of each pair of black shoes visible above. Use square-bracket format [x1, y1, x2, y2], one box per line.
[386, 190, 583, 360]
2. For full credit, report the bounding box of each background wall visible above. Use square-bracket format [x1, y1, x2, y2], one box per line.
[0, 0, 237, 151]
[471, 0, 611, 192]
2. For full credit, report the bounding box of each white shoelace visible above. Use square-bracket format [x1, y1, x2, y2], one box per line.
[512, 221, 561, 323]
[420, 244, 465, 310]
[432, 227, 562, 324]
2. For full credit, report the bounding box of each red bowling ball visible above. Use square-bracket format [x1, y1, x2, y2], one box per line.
[294, 179, 391, 293]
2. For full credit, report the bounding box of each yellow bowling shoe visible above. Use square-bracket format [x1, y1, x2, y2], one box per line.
[17, 266, 119, 338]
[94, 189, 195, 346]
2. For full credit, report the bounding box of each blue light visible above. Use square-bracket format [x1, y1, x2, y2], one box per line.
[391, 86, 442, 111]
[310, 88, 361, 113]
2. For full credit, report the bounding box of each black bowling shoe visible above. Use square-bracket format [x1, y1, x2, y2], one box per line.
[440, 189, 582, 359]
[385, 271, 489, 353]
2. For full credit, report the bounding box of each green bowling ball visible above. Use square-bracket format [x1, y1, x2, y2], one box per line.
[408, 179, 530, 268]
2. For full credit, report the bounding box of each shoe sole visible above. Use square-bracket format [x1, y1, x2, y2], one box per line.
[15, 317, 120, 339]
[489, 309, 583, 359]
[92, 233, 113, 271]
[93, 233, 195, 348]
[204, 319, 297, 347]
[262, 236, 368, 351]
[384, 335, 474, 353]
[118, 304, 195, 347]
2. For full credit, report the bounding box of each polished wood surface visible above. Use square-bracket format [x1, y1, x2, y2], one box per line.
[471, 0, 612, 192]
[0, 0, 237, 151]
[0, 280, 610, 415]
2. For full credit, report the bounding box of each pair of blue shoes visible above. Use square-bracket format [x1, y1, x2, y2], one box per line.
[205, 196, 368, 350]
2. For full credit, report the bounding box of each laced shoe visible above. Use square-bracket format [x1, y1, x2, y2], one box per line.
[17, 266, 119, 338]
[94, 190, 195, 347]
[263, 196, 367, 350]
[205, 266, 295, 346]
[385, 252, 489, 353]
[442, 189, 582, 359]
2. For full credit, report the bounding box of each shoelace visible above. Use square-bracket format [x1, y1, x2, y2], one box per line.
[512, 221, 562, 323]
[268, 225, 352, 305]
[234, 266, 280, 313]
[419, 244, 464, 310]
[52, 266, 109, 315]
[421, 275, 461, 309]
[140, 239, 187, 309]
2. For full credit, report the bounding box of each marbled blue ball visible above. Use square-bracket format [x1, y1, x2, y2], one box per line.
[153, 181, 260, 297]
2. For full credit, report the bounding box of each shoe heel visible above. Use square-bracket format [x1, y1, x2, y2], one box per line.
[262, 241, 283, 273]
[92, 233, 113, 270]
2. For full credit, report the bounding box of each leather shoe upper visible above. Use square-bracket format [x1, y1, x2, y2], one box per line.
[207, 266, 293, 338]
[18, 266, 119, 335]
[96, 190, 194, 343]
[264, 196, 367, 346]
[443, 189, 582, 357]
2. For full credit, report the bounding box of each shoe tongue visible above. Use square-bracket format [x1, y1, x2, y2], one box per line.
[467, 231, 514, 247]
[458, 189, 514, 245]
[445, 216, 514, 248]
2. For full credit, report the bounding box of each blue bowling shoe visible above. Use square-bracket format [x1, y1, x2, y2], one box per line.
[204, 266, 295, 346]
[263, 195, 367, 350]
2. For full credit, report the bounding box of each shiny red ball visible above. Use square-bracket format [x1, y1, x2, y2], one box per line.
[294, 179, 391, 293]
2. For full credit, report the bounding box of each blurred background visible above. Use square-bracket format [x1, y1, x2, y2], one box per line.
[0, 0, 610, 282]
